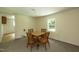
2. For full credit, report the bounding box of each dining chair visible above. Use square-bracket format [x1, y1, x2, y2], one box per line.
[28, 29, 33, 33]
[26, 32, 35, 51]
[39, 32, 50, 50]
[41, 29, 47, 32]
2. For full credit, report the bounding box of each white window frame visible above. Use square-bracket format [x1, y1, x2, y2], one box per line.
[47, 18, 56, 32]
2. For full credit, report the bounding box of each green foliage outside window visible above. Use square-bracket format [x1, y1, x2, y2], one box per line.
[48, 19, 55, 29]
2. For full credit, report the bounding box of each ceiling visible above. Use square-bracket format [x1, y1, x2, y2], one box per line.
[0, 7, 71, 17]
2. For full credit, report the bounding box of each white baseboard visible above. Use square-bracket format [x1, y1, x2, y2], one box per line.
[50, 37, 79, 46]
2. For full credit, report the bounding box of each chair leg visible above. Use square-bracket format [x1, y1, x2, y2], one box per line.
[30, 46, 32, 52]
[48, 42, 50, 48]
[27, 44, 28, 48]
[30, 44, 34, 52]
[36, 44, 39, 50]
[44, 44, 47, 51]
[27, 43, 34, 52]
[27, 45, 28, 48]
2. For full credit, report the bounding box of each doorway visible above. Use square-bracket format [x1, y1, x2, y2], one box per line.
[2, 15, 15, 42]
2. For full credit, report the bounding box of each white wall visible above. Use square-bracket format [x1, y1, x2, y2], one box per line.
[0, 16, 2, 42]
[34, 8, 79, 46]
[34, 17, 47, 32]
[15, 15, 37, 38]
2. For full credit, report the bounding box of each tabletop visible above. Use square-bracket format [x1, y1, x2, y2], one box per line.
[32, 32, 45, 36]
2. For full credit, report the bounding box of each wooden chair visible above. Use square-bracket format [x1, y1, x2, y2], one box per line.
[28, 29, 33, 33]
[41, 29, 47, 32]
[26, 32, 35, 51]
[39, 32, 50, 50]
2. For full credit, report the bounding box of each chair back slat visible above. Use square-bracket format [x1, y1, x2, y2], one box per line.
[41, 29, 47, 32]
[28, 29, 33, 33]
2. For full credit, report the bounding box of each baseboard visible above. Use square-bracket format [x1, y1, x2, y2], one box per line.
[49, 38, 79, 47]
[15, 36, 26, 40]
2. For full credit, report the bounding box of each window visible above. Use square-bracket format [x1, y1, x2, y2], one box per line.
[47, 18, 56, 32]
[11, 16, 15, 27]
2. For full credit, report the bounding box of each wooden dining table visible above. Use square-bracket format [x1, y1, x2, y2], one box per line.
[31, 32, 45, 49]
[32, 32, 45, 37]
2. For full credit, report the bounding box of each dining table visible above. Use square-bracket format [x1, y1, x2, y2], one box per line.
[32, 32, 45, 37]
[31, 32, 45, 49]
